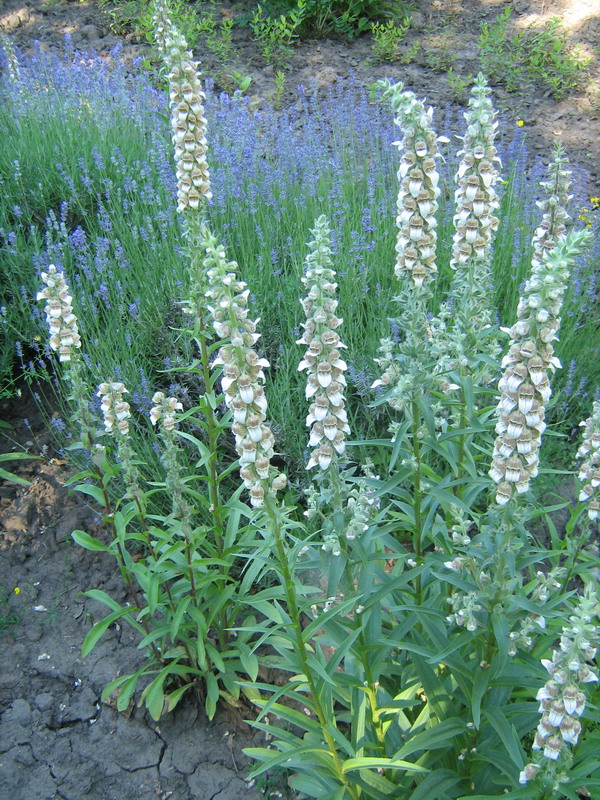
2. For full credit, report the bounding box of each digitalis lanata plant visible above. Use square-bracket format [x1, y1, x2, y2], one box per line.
[202, 228, 286, 508]
[438, 73, 502, 381]
[577, 398, 600, 521]
[520, 587, 599, 791]
[297, 215, 350, 472]
[153, 0, 211, 214]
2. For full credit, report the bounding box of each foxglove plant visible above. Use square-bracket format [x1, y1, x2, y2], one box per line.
[297, 215, 350, 472]
[154, 0, 211, 214]
[37, 265, 96, 448]
[489, 230, 590, 505]
[0, 32, 20, 84]
[372, 79, 452, 415]
[577, 397, 600, 521]
[436, 73, 502, 382]
[202, 227, 286, 508]
[151, 0, 175, 58]
[520, 586, 599, 789]
[37, 264, 82, 363]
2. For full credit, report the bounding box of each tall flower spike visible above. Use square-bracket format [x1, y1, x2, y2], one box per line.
[36, 265, 81, 363]
[97, 382, 131, 436]
[450, 73, 500, 273]
[0, 33, 20, 84]
[520, 585, 599, 784]
[152, 0, 175, 58]
[154, 0, 211, 213]
[378, 79, 442, 288]
[297, 216, 350, 471]
[433, 74, 502, 383]
[577, 398, 600, 520]
[489, 230, 591, 505]
[532, 143, 572, 272]
[202, 227, 286, 508]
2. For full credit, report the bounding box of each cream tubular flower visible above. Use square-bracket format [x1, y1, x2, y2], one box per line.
[531, 144, 572, 274]
[379, 79, 442, 288]
[202, 228, 286, 508]
[36, 265, 81, 363]
[450, 73, 500, 273]
[97, 381, 131, 436]
[520, 586, 599, 782]
[577, 398, 600, 520]
[154, 0, 211, 213]
[297, 216, 350, 471]
[150, 391, 183, 432]
[152, 0, 175, 58]
[489, 231, 590, 505]
[0, 33, 20, 84]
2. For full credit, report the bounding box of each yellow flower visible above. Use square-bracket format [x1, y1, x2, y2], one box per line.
[13, 587, 20, 595]
[517, 119, 524, 127]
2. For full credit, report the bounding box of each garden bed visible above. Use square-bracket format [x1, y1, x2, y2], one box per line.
[1, 2, 600, 800]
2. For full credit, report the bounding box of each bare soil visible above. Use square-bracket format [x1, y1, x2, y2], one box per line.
[0, 0, 599, 798]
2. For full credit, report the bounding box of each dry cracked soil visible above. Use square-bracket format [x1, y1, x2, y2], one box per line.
[1, 0, 599, 798]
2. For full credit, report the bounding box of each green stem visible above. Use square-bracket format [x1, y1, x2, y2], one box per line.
[97, 475, 163, 664]
[265, 499, 360, 800]
[411, 399, 423, 604]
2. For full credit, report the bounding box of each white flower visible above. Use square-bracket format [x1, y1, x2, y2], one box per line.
[298, 216, 349, 471]
[202, 227, 286, 507]
[37, 266, 81, 362]
[97, 381, 130, 436]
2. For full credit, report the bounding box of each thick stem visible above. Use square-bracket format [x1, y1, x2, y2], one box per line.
[97, 477, 163, 664]
[265, 500, 360, 800]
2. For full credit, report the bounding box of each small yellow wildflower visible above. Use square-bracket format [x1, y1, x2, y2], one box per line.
[517, 119, 524, 127]
[13, 587, 20, 595]
[590, 196, 600, 208]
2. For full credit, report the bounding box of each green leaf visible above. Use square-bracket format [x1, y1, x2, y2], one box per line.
[72, 483, 106, 506]
[205, 671, 219, 719]
[143, 672, 166, 720]
[408, 769, 462, 800]
[0, 466, 33, 486]
[81, 606, 135, 657]
[71, 530, 110, 552]
[483, 708, 525, 769]
[240, 649, 259, 681]
[170, 595, 192, 641]
[471, 664, 491, 729]
[342, 757, 427, 774]
[117, 673, 141, 712]
[393, 718, 465, 760]
[166, 683, 192, 712]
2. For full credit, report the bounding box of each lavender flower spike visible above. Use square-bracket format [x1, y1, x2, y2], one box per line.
[202, 227, 286, 508]
[297, 216, 350, 471]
